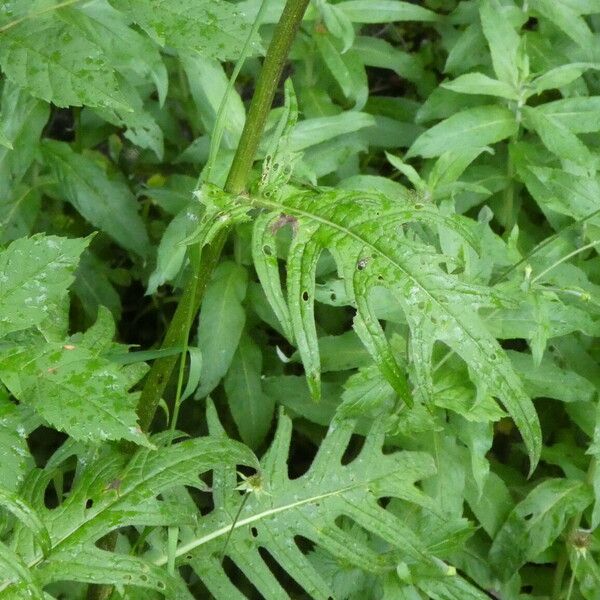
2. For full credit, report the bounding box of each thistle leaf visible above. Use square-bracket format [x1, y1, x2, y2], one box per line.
[188, 186, 542, 469]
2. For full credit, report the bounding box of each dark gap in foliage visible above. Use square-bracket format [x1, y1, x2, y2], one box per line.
[287, 427, 319, 480]
[237, 462, 257, 480]
[257, 546, 308, 597]
[366, 67, 411, 98]
[120, 278, 173, 348]
[43, 480, 60, 510]
[500, 338, 528, 352]
[340, 433, 367, 466]
[272, 64, 295, 107]
[377, 496, 392, 509]
[186, 480, 215, 517]
[29, 426, 68, 469]
[524, 17, 539, 31]
[187, 575, 212, 599]
[491, 417, 530, 471]
[294, 534, 316, 554]
[221, 555, 261, 598]
[314, 303, 354, 336]
[177, 564, 195, 589]
[44, 107, 76, 142]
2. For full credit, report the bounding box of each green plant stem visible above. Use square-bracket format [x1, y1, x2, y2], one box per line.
[203, 0, 271, 186]
[136, 240, 223, 432]
[168, 0, 271, 442]
[224, 0, 310, 195]
[531, 239, 600, 285]
[136, 0, 310, 433]
[86, 4, 309, 599]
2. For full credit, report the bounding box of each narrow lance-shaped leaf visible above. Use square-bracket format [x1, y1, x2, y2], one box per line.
[196, 261, 249, 398]
[225, 333, 274, 449]
[337, 0, 438, 23]
[407, 106, 518, 159]
[480, 0, 521, 86]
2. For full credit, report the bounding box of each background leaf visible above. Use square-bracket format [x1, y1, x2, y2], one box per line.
[196, 261, 249, 398]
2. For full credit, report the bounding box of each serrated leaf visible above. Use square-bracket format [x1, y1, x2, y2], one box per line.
[0, 309, 151, 446]
[0, 234, 90, 339]
[0, 434, 257, 595]
[196, 261, 248, 398]
[407, 106, 517, 159]
[59, 0, 168, 104]
[188, 186, 542, 469]
[42, 140, 150, 258]
[151, 404, 482, 600]
[110, 0, 259, 60]
[0, 15, 131, 110]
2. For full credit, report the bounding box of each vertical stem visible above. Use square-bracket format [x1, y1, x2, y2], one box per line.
[86, 3, 310, 599]
[225, 0, 310, 195]
[135, 0, 310, 433]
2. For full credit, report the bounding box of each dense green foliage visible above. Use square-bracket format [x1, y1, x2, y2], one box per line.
[1, 0, 600, 598]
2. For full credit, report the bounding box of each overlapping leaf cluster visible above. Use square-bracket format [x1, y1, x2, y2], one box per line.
[1, 0, 600, 599]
